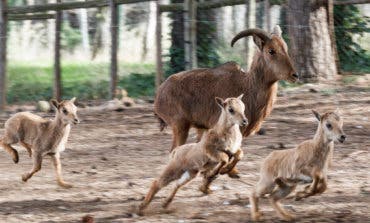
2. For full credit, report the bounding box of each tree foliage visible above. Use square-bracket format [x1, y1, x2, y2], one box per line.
[334, 4, 370, 72]
[166, 1, 220, 76]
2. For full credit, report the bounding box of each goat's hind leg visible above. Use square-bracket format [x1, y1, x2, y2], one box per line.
[22, 152, 42, 182]
[250, 179, 275, 221]
[0, 137, 19, 164]
[139, 165, 180, 213]
[162, 170, 197, 208]
[269, 178, 296, 221]
[20, 141, 32, 157]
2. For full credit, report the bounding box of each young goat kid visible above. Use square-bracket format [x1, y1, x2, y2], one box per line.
[0, 98, 79, 188]
[139, 95, 247, 213]
[249, 110, 346, 221]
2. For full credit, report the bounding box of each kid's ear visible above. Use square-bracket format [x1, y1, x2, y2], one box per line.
[50, 99, 59, 109]
[215, 97, 225, 108]
[70, 97, 76, 103]
[237, 94, 244, 100]
[334, 107, 341, 115]
[312, 109, 321, 121]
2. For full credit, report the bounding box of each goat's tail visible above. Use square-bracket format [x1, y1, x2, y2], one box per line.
[154, 113, 167, 132]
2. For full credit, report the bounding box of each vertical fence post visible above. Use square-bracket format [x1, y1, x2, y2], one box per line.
[184, 0, 197, 70]
[0, 0, 7, 111]
[155, 1, 164, 89]
[54, 0, 62, 101]
[264, 0, 270, 31]
[109, 0, 118, 99]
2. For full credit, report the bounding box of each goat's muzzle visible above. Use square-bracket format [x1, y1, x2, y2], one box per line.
[338, 135, 346, 143]
[241, 119, 248, 127]
[73, 118, 80, 125]
[288, 73, 299, 83]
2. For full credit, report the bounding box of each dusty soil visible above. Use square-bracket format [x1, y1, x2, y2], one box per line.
[0, 83, 369, 223]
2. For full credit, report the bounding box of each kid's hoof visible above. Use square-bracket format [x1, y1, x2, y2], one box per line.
[251, 212, 263, 221]
[162, 201, 170, 209]
[199, 186, 213, 195]
[13, 152, 19, 164]
[227, 167, 241, 179]
[228, 172, 241, 179]
[281, 214, 295, 221]
[21, 174, 29, 182]
[58, 182, 73, 189]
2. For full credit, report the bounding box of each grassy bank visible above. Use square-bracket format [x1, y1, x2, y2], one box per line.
[7, 61, 155, 103]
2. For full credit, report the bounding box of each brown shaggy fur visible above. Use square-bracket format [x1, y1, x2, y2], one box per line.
[154, 26, 298, 158]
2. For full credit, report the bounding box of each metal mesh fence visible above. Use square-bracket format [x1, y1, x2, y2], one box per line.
[3, 1, 370, 104]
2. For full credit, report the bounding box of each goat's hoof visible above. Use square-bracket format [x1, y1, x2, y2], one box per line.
[251, 212, 263, 221]
[227, 168, 240, 179]
[294, 196, 303, 201]
[13, 152, 19, 164]
[199, 186, 213, 195]
[228, 172, 241, 179]
[21, 174, 29, 182]
[162, 201, 170, 209]
[281, 213, 295, 221]
[58, 182, 73, 189]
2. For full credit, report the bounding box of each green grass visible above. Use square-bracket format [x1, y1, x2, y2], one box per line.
[7, 61, 155, 103]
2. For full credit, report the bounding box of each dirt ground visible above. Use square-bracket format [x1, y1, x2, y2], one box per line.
[0, 83, 369, 223]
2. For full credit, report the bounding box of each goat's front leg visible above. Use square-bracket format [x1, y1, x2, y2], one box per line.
[199, 153, 229, 195]
[295, 171, 325, 201]
[51, 152, 73, 188]
[22, 152, 42, 182]
[219, 148, 243, 175]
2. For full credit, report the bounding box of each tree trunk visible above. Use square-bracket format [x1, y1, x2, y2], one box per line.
[0, 0, 7, 111]
[80, 8, 90, 56]
[245, 0, 256, 68]
[287, 0, 337, 82]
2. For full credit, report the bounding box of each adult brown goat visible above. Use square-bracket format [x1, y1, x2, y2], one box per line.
[154, 26, 298, 177]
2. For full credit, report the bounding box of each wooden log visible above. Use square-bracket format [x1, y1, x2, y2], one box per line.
[109, 0, 118, 99]
[53, 0, 62, 101]
[0, 0, 7, 111]
[155, 1, 164, 89]
[7, 0, 152, 14]
[160, 0, 370, 12]
[9, 13, 55, 21]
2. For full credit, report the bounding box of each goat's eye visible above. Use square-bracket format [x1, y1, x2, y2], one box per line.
[268, 49, 276, 55]
[228, 107, 234, 114]
[62, 108, 68, 115]
[326, 123, 332, 130]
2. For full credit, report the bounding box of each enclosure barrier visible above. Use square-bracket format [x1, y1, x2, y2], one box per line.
[0, 0, 369, 111]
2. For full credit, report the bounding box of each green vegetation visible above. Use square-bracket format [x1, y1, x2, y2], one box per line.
[7, 61, 155, 103]
[334, 5, 370, 73]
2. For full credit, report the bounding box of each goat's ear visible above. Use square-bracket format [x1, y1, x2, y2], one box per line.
[334, 107, 341, 115]
[271, 25, 282, 37]
[70, 97, 76, 104]
[237, 94, 244, 100]
[215, 97, 225, 108]
[50, 99, 59, 109]
[312, 109, 321, 121]
[253, 35, 265, 51]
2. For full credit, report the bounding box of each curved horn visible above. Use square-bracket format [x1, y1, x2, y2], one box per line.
[231, 29, 271, 47]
